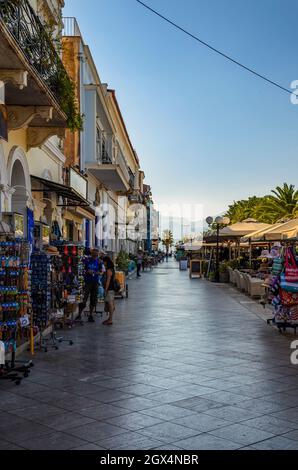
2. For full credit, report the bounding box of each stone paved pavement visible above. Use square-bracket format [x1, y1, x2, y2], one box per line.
[1, 260, 298, 450]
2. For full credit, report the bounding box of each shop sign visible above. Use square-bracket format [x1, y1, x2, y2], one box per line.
[69, 168, 87, 200]
[0, 104, 8, 141]
[42, 224, 50, 245]
[2, 213, 24, 238]
[14, 213, 24, 238]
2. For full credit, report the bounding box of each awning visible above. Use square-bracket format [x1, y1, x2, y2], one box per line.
[72, 206, 95, 220]
[241, 223, 281, 242]
[63, 210, 85, 225]
[31, 175, 90, 208]
[219, 221, 271, 238]
[242, 218, 298, 242]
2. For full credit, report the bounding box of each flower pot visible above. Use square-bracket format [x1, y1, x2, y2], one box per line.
[219, 272, 229, 283]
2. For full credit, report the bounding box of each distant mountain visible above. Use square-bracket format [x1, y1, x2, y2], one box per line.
[159, 214, 205, 242]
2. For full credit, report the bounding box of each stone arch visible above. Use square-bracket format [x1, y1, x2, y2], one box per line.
[7, 146, 31, 213]
[0, 141, 7, 186]
[0, 141, 8, 214]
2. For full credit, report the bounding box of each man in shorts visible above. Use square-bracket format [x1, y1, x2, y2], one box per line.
[79, 248, 103, 322]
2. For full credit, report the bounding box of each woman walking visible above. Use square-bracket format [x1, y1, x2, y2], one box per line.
[102, 256, 116, 326]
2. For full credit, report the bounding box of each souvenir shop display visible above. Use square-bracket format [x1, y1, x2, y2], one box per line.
[31, 250, 64, 328]
[49, 243, 84, 328]
[267, 245, 298, 334]
[31, 248, 74, 351]
[0, 237, 33, 384]
[56, 243, 84, 302]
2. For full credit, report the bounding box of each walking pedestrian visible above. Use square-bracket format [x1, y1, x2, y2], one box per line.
[137, 250, 143, 277]
[102, 256, 116, 326]
[78, 248, 103, 322]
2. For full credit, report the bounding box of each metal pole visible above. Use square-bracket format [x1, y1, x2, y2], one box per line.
[216, 224, 220, 282]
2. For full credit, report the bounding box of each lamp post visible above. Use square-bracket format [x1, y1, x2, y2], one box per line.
[206, 215, 230, 282]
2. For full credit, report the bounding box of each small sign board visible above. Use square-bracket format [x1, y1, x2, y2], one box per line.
[70, 168, 87, 200]
[189, 259, 203, 278]
[179, 259, 188, 271]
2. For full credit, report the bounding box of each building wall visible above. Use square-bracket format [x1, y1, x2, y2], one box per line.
[0, 0, 66, 234]
[62, 36, 81, 168]
[106, 91, 139, 175]
[84, 87, 97, 164]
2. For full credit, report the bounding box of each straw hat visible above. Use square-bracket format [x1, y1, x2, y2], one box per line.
[259, 249, 271, 259]
[45, 246, 60, 255]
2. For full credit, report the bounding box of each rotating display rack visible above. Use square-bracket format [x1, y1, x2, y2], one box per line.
[0, 237, 33, 385]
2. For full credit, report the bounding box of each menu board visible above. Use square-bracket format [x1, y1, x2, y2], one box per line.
[189, 260, 203, 278]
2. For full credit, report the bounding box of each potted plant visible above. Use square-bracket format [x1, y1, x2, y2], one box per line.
[116, 251, 130, 275]
[219, 262, 229, 283]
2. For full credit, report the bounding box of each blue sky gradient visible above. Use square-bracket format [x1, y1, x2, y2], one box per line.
[64, 0, 298, 217]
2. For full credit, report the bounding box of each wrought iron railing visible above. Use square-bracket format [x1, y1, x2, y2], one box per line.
[117, 152, 130, 182]
[0, 0, 69, 104]
[101, 149, 112, 164]
[128, 168, 135, 189]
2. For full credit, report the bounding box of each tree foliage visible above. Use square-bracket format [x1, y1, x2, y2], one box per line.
[224, 183, 298, 224]
[162, 230, 174, 252]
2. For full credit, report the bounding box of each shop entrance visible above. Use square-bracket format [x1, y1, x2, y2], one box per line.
[11, 159, 27, 214]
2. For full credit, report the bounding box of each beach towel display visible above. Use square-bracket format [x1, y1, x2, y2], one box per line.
[269, 246, 298, 333]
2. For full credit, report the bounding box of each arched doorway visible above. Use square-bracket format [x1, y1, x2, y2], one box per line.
[7, 146, 31, 237]
[0, 142, 8, 214]
[11, 159, 27, 213]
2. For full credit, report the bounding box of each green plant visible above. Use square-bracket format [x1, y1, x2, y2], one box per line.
[219, 261, 228, 273]
[43, 20, 83, 132]
[162, 230, 174, 253]
[202, 260, 209, 275]
[224, 183, 298, 225]
[253, 183, 298, 223]
[57, 69, 83, 132]
[116, 251, 130, 273]
[226, 259, 240, 270]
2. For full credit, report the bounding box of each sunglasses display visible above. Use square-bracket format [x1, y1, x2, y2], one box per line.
[0, 236, 32, 385]
[30, 252, 64, 328]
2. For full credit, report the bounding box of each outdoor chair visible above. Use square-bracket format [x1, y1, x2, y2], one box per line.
[248, 277, 266, 298]
[234, 270, 242, 290]
[239, 272, 246, 292]
[242, 273, 250, 294]
[227, 267, 236, 285]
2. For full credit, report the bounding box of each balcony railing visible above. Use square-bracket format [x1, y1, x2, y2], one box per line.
[62, 17, 82, 37]
[0, 0, 70, 104]
[102, 150, 112, 164]
[128, 168, 135, 189]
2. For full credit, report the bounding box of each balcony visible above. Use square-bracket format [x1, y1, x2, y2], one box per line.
[86, 145, 130, 193]
[0, 0, 77, 145]
[62, 17, 82, 37]
[128, 168, 135, 190]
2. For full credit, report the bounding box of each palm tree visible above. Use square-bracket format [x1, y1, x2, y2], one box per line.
[253, 183, 298, 223]
[225, 197, 263, 223]
[162, 230, 174, 254]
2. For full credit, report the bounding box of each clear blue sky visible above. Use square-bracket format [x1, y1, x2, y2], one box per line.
[64, 0, 298, 218]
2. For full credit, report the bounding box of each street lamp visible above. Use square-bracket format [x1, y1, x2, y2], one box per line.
[206, 215, 230, 282]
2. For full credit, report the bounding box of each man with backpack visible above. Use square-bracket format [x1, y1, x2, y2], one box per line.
[78, 248, 104, 323]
